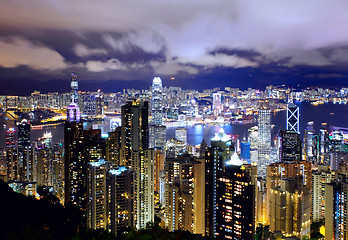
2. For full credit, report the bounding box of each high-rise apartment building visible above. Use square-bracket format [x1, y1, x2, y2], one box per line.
[120, 100, 154, 229]
[257, 108, 271, 178]
[87, 160, 112, 230]
[325, 174, 348, 239]
[312, 165, 334, 223]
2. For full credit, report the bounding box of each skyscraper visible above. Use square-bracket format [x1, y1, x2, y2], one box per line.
[17, 119, 33, 182]
[87, 159, 112, 230]
[257, 108, 271, 178]
[150, 77, 166, 149]
[120, 100, 154, 229]
[280, 130, 301, 162]
[286, 101, 299, 133]
[325, 174, 348, 239]
[64, 73, 85, 208]
[151, 77, 163, 126]
[205, 128, 233, 236]
[312, 165, 333, 223]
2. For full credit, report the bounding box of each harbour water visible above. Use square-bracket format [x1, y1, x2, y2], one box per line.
[0, 102, 347, 148]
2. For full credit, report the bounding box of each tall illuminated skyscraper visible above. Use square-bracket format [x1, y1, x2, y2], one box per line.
[257, 108, 271, 178]
[65, 73, 85, 208]
[87, 160, 112, 230]
[150, 77, 166, 149]
[212, 93, 222, 116]
[151, 77, 163, 126]
[205, 129, 233, 236]
[120, 100, 154, 229]
[286, 101, 299, 133]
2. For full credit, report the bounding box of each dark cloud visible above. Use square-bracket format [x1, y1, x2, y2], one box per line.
[0, 0, 348, 91]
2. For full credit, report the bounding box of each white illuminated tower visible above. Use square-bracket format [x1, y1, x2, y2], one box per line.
[286, 101, 299, 133]
[67, 73, 80, 122]
[151, 77, 163, 126]
[257, 108, 271, 178]
[150, 77, 166, 150]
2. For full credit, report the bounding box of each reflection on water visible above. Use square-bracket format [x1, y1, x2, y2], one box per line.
[0, 102, 348, 148]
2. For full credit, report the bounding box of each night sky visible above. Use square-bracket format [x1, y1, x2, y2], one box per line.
[0, 0, 348, 95]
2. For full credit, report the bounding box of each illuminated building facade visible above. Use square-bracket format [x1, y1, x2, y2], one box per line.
[108, 166, 135, 237]
[87, 160, 112, 230]
[212, 93, 222, 116]
[325, 174, 348, 240]
[303, 122, 316, 162]
[205, 129, 233, 236]
[312, 165, 333, 223]
[175, 127, 187, 145]
[151, 77, 163, 126]
[6, 128, 18, 181]
[286, 101, 299, 133]
[280, 130, 301, 162]
[257, 108, 271, 178]
[164, 154, 197, 232]
[150, 77, 166, 150]
[215, 155, 255, 240]
[120, 100, 154, 229]
[267, 161, 312, 238]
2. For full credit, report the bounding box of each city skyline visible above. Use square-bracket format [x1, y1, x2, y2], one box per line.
[0, 1, 348, 94]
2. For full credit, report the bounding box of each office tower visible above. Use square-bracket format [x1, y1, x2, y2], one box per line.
[95, 89, 103, 116]
[257, 108, 271, 178]
[303, 122, 316, 162]
[205, 128, 233, 236]
[17, 119, 34, 181]
[64, 73, 86, 208]
[325, 174, 348, 239]
[166, 138, 186, 157]
[70, 72, 78, 104]
[64, 121, 85, 208]
[317, 129, 329, 165]
[151, 77, 163, 126]
[312, 165, 334, 223]
[120, 100, 154, 229]
[154, 149, 165, 194]
[164, 154, 197, 232]
[17, 119, 30, 147]
[241, 139, 251, 163]
[175, 127, 187, 145]
[248, 126, 258, 163]
[108, 166, 135, 237]
[280, 130, 301, 162]
[149, 125, 166, 149]
[267, 161, 312, 238]
[212, 93, 221, 116]
[87, 160, 112, 230]
[150, 77, 166, 150]
[6, 127, 18, 181]
[286, 101, 299, 133]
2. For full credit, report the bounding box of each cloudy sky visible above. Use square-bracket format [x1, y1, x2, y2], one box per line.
[0, 0, 348, 94]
